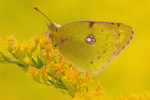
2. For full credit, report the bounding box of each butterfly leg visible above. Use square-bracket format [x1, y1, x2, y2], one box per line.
[45, 57, 52, 68]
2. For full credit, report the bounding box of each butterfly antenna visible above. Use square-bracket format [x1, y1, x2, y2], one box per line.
[33, 6, 52, 23]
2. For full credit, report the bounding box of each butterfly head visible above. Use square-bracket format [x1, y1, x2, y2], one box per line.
[48, 23, 61, 31]
[47, 23, 61, 47]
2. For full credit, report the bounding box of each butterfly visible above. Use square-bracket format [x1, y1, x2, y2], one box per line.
[34, 7, 134, 75]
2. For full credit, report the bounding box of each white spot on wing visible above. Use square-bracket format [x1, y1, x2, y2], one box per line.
[85, 35, 96, 44]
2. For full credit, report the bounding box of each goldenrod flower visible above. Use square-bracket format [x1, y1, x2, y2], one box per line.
[30, 36, 40, 53]
[40, 67, 48, 83]
[28, 66, 39, 76]
[22, 43, 29, 51]
[12, 44, 21, 53]
[7, 35, 15, 44]
[12, 43, 27, 58]
[119, 92, 150, 100]
[34, 36, 41, 44]
[40, 67, 48, 75]
[76, 81, 86, 89]
[74, 92, 84, 100]
[84, 73, 92, 81]
[7, 35, 16, 51]
[95, 84, 103, 97]
[28, 66, 40, 81]
[1, 35, 149, 100]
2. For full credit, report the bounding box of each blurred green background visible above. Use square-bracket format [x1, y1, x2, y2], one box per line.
[0, 0, 150, 100]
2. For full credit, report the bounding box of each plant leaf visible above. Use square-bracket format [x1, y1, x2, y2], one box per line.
[0, 52, 25, 67]
[37, 55, 43, 68]
[27, 51, 38, 67]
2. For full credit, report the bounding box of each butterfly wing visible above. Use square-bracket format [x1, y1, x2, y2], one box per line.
[52, 21, 118, 75]
[100, 22, 134, 56]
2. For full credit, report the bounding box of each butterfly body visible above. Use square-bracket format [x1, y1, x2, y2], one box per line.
[48, 20, 134, 75]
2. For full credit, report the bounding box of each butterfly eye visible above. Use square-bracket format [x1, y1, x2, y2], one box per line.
[85, 35, 96, 44]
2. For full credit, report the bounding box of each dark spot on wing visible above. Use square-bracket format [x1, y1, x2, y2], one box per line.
[103, 50, 106, 54]
[89, 21, 95, 28]
[111, 22, 114, 25]
[122, 46, 126, 50]
[54, 45, 57, 47]
[61, 38, 68, 44]
[105, 44, 108, 46]
[90, 61, 93, 64]
[118, 34, 120, 36]
[117, 23, 120, 27]
[101, 29, 104, 32]
[132, 30, 134, 34]
[130, 35, 133, 40]
[97, 56, 100, 60]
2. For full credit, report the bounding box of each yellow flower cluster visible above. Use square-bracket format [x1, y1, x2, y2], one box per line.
[73, 84, 103, 100]
[120, 92, 150, 100]
[0, 35, 150, 100]
[0, 35, 103, 99]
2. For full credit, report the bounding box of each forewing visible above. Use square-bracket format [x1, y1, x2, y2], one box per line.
[100, 22, 134, 56]
[53, 21, 118, 75]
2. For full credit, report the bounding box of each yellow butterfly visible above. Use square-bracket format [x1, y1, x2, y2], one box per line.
[34, 7, 134, 75]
